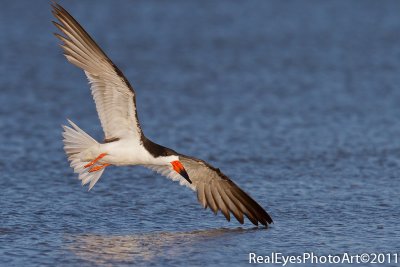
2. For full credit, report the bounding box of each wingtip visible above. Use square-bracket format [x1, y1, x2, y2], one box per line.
[51, 2, 61, 16]
[50, 0, 60, 10]
[65, 119, 78, 130]
[53, 32, 64, 42]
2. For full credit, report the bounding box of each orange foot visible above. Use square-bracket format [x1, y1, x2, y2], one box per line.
[84, 153, 107, 168]
[89, 163, 110, 173]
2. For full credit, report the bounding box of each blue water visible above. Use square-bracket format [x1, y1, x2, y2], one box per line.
[1, 1, 400, 266]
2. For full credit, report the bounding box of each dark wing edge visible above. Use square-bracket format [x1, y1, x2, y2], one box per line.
[180, 156, 273, 227]
[51, 2, 132, 86]
[51, 2, 142, 140]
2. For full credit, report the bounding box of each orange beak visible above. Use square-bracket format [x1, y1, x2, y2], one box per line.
[171, 160, 192, 184]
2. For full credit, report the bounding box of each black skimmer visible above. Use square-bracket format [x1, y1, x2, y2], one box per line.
[52, 3, 273, 227]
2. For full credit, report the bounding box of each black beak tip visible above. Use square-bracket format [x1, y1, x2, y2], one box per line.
[180, 170, 192, 184]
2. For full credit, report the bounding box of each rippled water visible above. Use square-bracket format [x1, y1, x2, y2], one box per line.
[1, 1, 400, 266]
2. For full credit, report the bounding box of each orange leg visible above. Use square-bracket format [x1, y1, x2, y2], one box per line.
[84, 153, 107, 168]
[89, 163, 110, 173]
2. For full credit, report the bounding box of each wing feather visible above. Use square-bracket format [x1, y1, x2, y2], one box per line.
[216, 182, 243, 224]
[196, 182, 208, 209]
[144, 156, 273, 226]
[211, 180, 230, 221]
[205, 184, 219, 214]
[52, 3, 141, 141]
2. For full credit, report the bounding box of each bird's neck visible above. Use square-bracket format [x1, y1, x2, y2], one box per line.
[141, 136, 178, 159]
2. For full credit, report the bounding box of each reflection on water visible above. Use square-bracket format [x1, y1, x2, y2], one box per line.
[65, 228, 260, 265]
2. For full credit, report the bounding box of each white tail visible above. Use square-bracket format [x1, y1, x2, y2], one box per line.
[62, 119, 104, 190]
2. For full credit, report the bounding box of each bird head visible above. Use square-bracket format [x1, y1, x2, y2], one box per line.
[170, 158, 192, 184]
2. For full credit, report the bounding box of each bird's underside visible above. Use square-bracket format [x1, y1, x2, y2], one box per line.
[53, 2, 273, 227]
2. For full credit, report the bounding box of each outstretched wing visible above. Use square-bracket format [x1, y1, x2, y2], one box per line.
[52, 3, 142, 141]
[145, 156, 273, 226]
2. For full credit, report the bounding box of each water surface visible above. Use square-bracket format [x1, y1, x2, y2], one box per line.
[1, 1, 400, 266]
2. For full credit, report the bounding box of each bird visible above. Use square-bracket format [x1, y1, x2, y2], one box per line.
[52, 2, 273, 227]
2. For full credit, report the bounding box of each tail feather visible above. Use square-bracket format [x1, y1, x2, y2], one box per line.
[62, 119, 104, 190]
